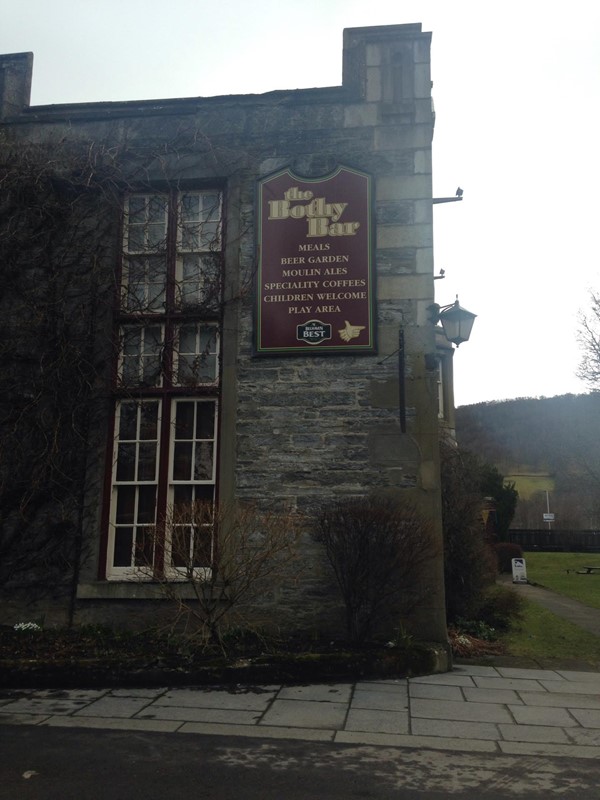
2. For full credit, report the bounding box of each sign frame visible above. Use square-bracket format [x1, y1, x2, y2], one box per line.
[254, 165, 376, 357]
[511, 557, 528, 584]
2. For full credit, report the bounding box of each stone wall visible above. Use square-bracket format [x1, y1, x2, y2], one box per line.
[0, 24, 448, 647]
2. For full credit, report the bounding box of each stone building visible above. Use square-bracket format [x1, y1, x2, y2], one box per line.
[0, 23, 455, 660]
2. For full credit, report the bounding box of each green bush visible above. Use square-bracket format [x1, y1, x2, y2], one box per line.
[494, 542, 523, 574]
[477, 584, 525, 631]
[454, 618, 497, 641]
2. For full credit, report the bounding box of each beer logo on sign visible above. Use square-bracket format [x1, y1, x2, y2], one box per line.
[297, 320, 332, 345]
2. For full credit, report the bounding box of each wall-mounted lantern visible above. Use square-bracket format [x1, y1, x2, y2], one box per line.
[428, 296, 477, 346]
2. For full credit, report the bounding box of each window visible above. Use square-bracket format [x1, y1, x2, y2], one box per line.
[105, 190, 222, 579]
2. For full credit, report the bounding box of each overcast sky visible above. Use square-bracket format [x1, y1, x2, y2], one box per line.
[2, 0, 599, 406]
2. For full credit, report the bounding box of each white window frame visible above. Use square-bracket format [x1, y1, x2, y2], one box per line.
[107, 400, 162, 581]
[164, 398, 218, 579]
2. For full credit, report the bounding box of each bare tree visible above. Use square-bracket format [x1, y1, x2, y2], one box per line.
[578, 292, 600, 390]
[0, 139, 121, 614]
[0, 130, 253, 620]
[144, 501, 304, 651]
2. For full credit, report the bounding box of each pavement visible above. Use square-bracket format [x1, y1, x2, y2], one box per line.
[2, 664, 600, 760]
[2, 578, 600, 762]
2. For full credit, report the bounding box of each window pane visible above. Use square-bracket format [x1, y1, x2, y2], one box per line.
[181, 194, 199, 221]
[119, 404, 138, 441]
[173, 485, 193, 509]
[116, 486, 136, 524]
[171, 526, 191, 568]
[128, 196, 146, 223]
[179, 325, 197, 353]
[116, 443, 136, 481]
[123, 256, 166, 312]
[194, 484, 214, 503]
[194, 442, 213, 480]
[178, 192, 221, 252]
[138, 486, 157, 524]
[196, 403, 215, 439]
[139, 402, 159, 440]
[126, 195, 167, 253]
[148, 196, 167, 222]
[137, 442, 157, 481]
[134, 527, 155, 567]
[127, 226, 145, 253]
[120, 326, 163, 387]
[201, 194, 220, 221]
[193, 527, 213, 566]
[175, 402, 194, 440]
[147, 223, 165, 250]
[113, 527, 133, 567]
[198, 221, 219, 248]
[175, 326, 218, 386]
[173, 442, 193, 480]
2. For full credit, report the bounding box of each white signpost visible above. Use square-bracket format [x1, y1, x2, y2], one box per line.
[512, 558, 527, 584]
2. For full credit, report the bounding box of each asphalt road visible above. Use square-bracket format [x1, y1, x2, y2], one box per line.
[2, 725, 600, 799]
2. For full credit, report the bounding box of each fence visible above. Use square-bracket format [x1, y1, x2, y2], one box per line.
[507, 530, 600, 552]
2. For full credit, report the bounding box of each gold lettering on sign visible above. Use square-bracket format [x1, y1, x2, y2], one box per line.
[267, 186, 360, 238]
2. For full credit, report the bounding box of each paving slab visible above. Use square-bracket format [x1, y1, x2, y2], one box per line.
[496, 667, 563, 680]
[408, 683, 464, 701]
[350, 689, 408, 711]
[344, 708, 409, 734]
[179, 721, 334, 741]
[260, 698, 347, 729]
[567, 728, 600, 745]
[41, 715, 182, 733]
[508, 705, 579, 727]
[410, 673, 475, 687]
[0, 714, 51, 725]
[27, 688, 110, 701]
[452, 665, 504, 677]
[462, 687, 524, 705]
[0, 697, 91, 716]
[73, 696, 153, 718]
[472, 676, 546, 691]
[499, 740, 600, 759]
[410, 717, 500, 740]
[153, 688, 275, 710]
[519, 690, 600, 709]
[335, 730, 499, 752]
[135, 705, 263, 724]
[411, 697, 513, 724]
[355, 679, 407, 692]
[508, 705, 577, 728]
[276, 684, 352, 703]
[556, 670, 600, 683]
[109, 688, 168, 698]
[498, 722, 572, 743]
[568, 708, 600, 728]
[539, 680, 600, 695]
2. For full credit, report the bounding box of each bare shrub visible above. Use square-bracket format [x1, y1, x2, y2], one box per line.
[145, 501, 304, 651]
[312, 495, 439, 645]
[439, 437, 498, 622]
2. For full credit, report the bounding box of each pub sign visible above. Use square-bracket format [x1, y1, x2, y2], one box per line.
[255, 166, 375, 355]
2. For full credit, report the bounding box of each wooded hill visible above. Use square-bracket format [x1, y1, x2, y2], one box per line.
[455, 394, 600, 530]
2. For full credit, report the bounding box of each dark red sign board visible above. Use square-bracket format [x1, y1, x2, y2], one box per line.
[255, 166, 374, 355]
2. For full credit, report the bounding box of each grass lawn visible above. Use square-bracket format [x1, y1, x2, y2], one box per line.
[521, 551, 600, 609]
[500, 596, 600, 666]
